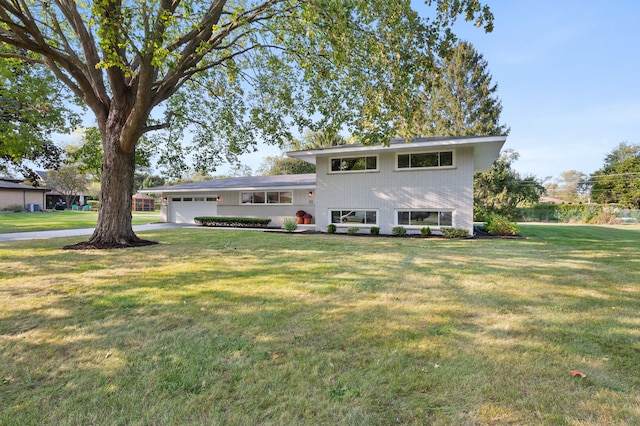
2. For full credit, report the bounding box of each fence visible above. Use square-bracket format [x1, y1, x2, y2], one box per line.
[516, 204, 640, 224]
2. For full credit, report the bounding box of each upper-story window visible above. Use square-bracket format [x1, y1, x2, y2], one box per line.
[330, 156, 377, 172]
[397, 151, 453, 169]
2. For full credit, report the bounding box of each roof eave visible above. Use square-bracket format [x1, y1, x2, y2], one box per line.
[287, 136, 506, 161]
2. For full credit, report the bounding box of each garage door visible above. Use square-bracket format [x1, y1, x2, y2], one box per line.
[169, 196, 218, 223]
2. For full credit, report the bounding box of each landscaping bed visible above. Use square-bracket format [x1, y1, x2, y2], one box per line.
[194, 216, 274, 228]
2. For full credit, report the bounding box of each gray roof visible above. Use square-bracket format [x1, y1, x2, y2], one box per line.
[142, 173, 316, 193]
[0, 179, 47, 191]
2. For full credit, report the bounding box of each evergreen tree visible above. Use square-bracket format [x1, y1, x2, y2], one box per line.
[413, 41, 509, 137]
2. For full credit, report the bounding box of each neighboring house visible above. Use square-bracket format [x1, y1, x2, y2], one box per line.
[35, 171, 89, 209]
[143, 135, 507, 234]
[0, 178, 47, 211]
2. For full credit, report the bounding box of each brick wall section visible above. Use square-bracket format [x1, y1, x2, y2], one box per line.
[315, 147, 475, 234]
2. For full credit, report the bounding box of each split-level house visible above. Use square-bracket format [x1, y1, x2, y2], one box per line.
[143, 135, 507, 235]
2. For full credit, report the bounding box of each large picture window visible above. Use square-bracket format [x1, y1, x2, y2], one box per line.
[397, 210, 452, 227]
[330, 210, 377, 225]
[241, 191, 292, 204]
[330, 156, 377, 172]
[397, 151, 453, 169]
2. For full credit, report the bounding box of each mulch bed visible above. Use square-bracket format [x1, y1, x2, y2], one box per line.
[62, 239, 159, 250]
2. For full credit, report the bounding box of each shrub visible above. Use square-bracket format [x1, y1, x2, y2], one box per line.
[485, 214, 519, 236]
[370, 226, 380, 235]
[283, 218, 298, 232]
[3, 204, 25, 212]
[347, 226, 359, 235]
[392, 226, 406, 236]
[421, 227, 432, 236]
[87, 200, 100, 211]
[441, 227, 469, 238]
[327, 224, 337, 234]
[194, 217, 272, 228]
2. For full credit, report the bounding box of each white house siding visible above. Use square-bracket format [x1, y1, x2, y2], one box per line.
[162, 188, 315, 227]
[314, 147, 475, 234]
[216, 189, 315, 227]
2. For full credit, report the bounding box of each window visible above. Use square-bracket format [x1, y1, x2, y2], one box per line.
[172, 197, 181, 202]
[397, 151, 453, 169]
[194, 197, 204, 202]
[397, 210, 452, 227]
[330, 156, 377, 172]
[182, 197, 193, 202]
[241, 191, 293, 204]
[206, 197, 217, 202]
[330, 210, 377, 225]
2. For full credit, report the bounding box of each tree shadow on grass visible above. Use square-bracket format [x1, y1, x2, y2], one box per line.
[1, 226, 639, 424]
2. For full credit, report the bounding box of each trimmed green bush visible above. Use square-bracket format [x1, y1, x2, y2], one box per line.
[440, 227, 469, 238]
[392, 226, 406, 236]
[347, 226, 359, 235]
[194, 217, 272, 228]
[327, 224, 337, 234]
[421, 227, 432, 236]
[370, 226, 380, 235]
[485, 214, 519, 236]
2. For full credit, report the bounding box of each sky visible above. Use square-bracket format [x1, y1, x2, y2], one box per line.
[232, 0, 640, 181]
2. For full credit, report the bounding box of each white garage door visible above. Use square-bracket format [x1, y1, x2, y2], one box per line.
[169, 196, 218, 223]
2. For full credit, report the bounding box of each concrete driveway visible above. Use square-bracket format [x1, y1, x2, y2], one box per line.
[0, 223, 189, 242]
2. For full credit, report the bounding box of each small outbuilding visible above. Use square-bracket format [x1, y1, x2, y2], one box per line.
[132, 193, 155, 212]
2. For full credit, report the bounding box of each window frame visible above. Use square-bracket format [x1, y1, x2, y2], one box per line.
[329, 155, 379, 174]
[395, 209, 453, 228]
[240, 190, 293, 205]
[329, 209, 378, 226]
[396, 150, 455, 170]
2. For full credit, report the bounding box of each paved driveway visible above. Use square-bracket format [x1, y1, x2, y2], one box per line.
[0, 223, 189, 242]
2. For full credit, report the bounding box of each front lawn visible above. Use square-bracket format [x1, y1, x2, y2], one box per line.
[0, 210, 160, 233]
[1, 224, 638, 424]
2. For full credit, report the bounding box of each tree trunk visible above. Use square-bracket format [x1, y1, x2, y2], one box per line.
[63, 111, 157, 249]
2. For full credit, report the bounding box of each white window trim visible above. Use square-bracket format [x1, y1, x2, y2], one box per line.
[395, 209, 454, 228]
[395, 150, 456, 171]
[329, 209, 378, 227]
[239, 190, 293, 205]
[328, 155, 379, 174]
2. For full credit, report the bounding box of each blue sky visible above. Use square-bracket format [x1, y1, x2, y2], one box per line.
[425, 0, 640, 179]
[236, 0, 640, 180]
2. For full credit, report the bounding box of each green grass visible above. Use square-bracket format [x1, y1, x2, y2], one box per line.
[1, 224, 639, 424]
[0, 210, 160, 233]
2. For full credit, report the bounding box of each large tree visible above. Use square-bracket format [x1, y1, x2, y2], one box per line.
[0, 48, 80, 181]
[590, 142, 640, 208]
[409, 40, 509, 137]
[544, 170, 590, 203]
[0, 0, 493, 248]
[474, 150, 544, 220]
